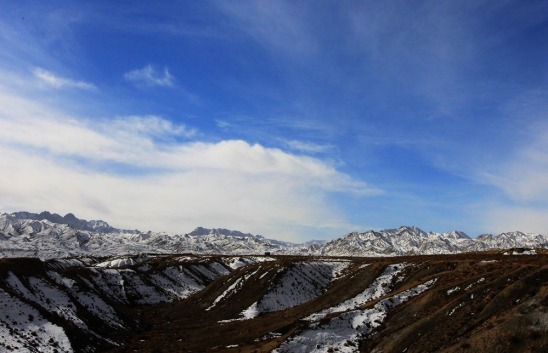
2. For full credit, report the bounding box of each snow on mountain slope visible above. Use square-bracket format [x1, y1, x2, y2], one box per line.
[0, 287, 74, 353]
[238, 261, 351, 319]
[9, 211, 137, 234]
[273, 279, 438, 353]
[1, 254, 546, 353]
[0, 212, 315, 258]
[321, 225, 547, 256]
[0, 254, 244, 352]
[207, 267, 262, 311]
[1, 212, 547, 258]
[305, 263, 407, 321]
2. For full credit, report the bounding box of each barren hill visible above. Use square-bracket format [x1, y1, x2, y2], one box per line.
[0, 252, 546, 352]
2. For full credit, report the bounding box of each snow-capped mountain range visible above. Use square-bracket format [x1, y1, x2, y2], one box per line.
[0, 212, 313, 258]
[0, 211, 546, 259]
[319, 225, 547, 256]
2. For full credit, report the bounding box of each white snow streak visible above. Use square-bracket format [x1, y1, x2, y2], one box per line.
[274, 279, 437, 353]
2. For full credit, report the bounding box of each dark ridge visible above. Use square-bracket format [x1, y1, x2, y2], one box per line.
[10, 211, 139, 234]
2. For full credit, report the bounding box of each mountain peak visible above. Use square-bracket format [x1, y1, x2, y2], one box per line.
[63, 213, 78, 222]
[188, 227, 259, 239]
[395, 226, 427, 237]
[8, 211, 137, 234]
[1, 212, 546, 258]
[444, 230, 470, 240]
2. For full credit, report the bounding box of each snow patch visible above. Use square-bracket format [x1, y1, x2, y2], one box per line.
[239, 262, 351, 319]
[274, 279, 437, 353]
[207, 269, 260, 310]
[0, 288, 73, 353]
[306, 263, 407, 321]
[464, 277, 485, 291]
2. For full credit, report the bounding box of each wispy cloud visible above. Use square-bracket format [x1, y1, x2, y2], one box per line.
[480, 125, 548, 204]
[217, 1, 316, 58]
[110, 115, 197, 140]
[284, 140, 333, 154]
[124, 65, 174, 87]
[33, 67, 96, 90]
[215, 120, 232, 130]
[483, 206, 548, 235]
[460, 89, 548, 234]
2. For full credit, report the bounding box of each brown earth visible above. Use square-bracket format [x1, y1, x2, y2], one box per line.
[105, 252, 548, 353]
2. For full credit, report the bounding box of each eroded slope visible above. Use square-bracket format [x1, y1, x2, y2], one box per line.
[0, 253, 546, 353]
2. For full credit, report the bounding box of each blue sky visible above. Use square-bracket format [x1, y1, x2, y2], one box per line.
[0, 1, 546, 240]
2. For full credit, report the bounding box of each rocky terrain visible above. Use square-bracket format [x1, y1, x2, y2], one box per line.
[0, 252, 546, 352]
[320, 226, 548, 256]
[1, 212, 547, 258]
[0, 211, 546, 352]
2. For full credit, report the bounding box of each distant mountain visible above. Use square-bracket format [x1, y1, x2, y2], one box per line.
[0, 211, 546, 259]
[0, 212, 312, 258]
[185, 226, 301, 251]
[320, 225, 547, 256]
[9, 211, 139, 234]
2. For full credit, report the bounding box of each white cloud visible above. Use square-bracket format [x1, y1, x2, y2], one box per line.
[285, 140, 333, 154]
[0, 144, 348, 239]
[33, 67, 96, 90]
[476, 116, 548, 234]
[0, 84, 376, 241]
[478, 97, 548, 204]
[124, 65, 174, 87]
[483, 207, 548, 235]
[110, 115, 197, 139]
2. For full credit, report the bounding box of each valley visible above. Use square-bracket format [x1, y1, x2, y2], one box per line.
[0, 252, 546, 352]
[1, 212, 546, 352]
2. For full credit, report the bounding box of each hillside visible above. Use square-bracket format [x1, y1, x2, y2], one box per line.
[0, 252, 546, 352]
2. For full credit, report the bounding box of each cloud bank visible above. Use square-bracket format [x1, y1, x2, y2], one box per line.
[0, 81, 373, 241]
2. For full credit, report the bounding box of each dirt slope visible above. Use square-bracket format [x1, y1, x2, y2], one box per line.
[0, 253, 546, 352]
[106, 254, 547, 353]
